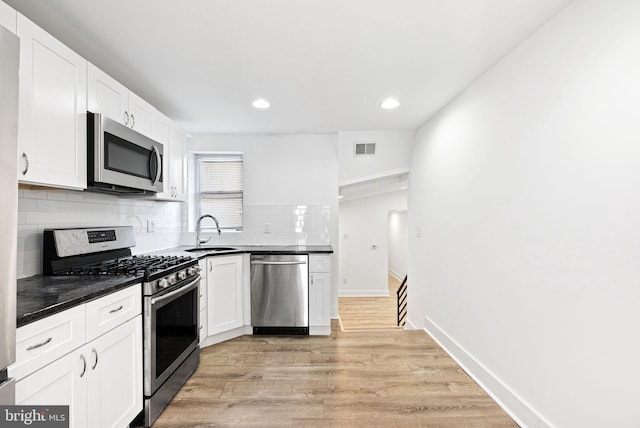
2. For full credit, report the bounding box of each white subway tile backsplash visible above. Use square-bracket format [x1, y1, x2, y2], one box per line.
[17, 187, 185, 278]
[183, 204, 331, 246]
[18, 186, 330, 278]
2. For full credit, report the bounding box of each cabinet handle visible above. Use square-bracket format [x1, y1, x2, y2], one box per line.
[26, 337, 52, 351]
[91, 348, 98, 370]
[209, 261, 212, 272]
[131, 114, 135, 128]
[124, 111, 129, 126]
[21, 153, 29, 176]
[109, 305, 124, 314]
[80, 354, 87, 378]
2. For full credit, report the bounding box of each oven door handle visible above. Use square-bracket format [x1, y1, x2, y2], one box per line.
[150, 275, 200, 306]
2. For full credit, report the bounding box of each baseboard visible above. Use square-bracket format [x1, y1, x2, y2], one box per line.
[199, 326, 249, 348]
[339, 290, 389, 297]
[423, 316, 553, 428]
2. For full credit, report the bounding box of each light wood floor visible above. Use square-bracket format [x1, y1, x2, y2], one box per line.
[153, 321, 517, 427]
[338, 274, 404, 331]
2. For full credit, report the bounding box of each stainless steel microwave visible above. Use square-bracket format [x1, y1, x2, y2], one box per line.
[87, 111, 163, 194]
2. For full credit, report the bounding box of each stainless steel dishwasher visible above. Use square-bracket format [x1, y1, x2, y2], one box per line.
[250, 254, 309, 335]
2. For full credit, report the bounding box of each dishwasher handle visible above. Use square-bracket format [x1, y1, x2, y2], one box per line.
[251, 260, 307, 266]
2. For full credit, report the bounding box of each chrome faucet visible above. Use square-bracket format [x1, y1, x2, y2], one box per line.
[196, 214, 221, 247]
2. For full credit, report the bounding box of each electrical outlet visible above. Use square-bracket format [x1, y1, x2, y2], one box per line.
[147, 220, 156, 233]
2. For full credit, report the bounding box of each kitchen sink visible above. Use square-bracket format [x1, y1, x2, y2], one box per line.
[185, 246, 238, 253]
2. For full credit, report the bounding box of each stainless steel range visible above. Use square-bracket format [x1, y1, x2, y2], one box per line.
[43, 226, 201, 427]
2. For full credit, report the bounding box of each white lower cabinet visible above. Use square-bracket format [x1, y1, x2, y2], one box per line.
[309, 255, 332, 335]
[86, 316, 142, 428]
[15, 347, 88, 428]
[207, 255, 243, 336]
[11, 284, 142, 428]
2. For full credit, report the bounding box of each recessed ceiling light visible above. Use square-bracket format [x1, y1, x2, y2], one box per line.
[252, 98, 270, 109]
[381, 98, 400, 109]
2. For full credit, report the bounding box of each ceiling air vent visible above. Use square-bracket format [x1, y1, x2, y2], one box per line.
[354, 141, 376, 157]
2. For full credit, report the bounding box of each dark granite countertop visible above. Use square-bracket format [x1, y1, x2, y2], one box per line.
[17, 245, 332, 328]
[17, 274, 141, 327]
[154, 245, 334, 258]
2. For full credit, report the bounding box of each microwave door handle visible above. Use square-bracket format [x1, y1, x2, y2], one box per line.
[150, 145, 161, 185]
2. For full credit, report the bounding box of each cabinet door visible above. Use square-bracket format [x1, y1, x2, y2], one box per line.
[17, 14, 87, 190]
[15, 347, 89, 428]
[0, 1, 16, 33]
[207, 256, 243, 335]
[309, 273, 331, 327]
[170, 126, 187, 200]
[87, 316, 142, 428]
[128, 91, 155, 138]
[87, 63, 128, 125]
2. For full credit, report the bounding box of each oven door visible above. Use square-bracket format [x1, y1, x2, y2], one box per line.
[144, 275, 200, 395]
[89, 111, 164, 193]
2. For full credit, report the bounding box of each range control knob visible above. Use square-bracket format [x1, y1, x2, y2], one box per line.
[158, 278, 169, 288]
[187, 267, 197, 276]
[177, 271, 187, 281]
[168, 275, 177, 286]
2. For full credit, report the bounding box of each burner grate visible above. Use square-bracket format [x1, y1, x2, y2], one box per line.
[57, 255, 193, 277]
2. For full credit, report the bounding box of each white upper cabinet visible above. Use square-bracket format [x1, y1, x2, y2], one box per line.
[87, 62, 156, 139]
[87, 63, 128, 126]
[17, 14, 87, 190]
[152, 116, 186, 201]
[0, 1, 16, 34]
[170, 125, 187, 200]
[128, 91, 155, 138]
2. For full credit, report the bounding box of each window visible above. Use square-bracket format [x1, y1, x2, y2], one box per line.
[195, 154, 243, 231]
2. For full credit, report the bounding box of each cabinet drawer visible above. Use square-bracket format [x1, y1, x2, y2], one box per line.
[309, 255, 331, 273]
[86, 284, 141, 342]
[11, 304, 86, 381]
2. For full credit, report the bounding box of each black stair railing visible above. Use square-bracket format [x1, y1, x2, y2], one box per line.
[396, 275, 408, 327]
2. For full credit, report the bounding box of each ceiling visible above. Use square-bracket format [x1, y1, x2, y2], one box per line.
[6, 0, 572, 135]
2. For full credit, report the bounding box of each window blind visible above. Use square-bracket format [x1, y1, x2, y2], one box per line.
[196, 155, 243, 230]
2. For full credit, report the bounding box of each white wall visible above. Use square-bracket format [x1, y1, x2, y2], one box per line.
[188, 133, 340, 316]
[338, 131, 413, 185]
[17, 187, 184, 278]
[408, 1, 640, 427]
[339, 190, 407, 296]
[388, 210, 407, 280]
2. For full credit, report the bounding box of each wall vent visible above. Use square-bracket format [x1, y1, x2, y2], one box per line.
[354, 141, 376, 157]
